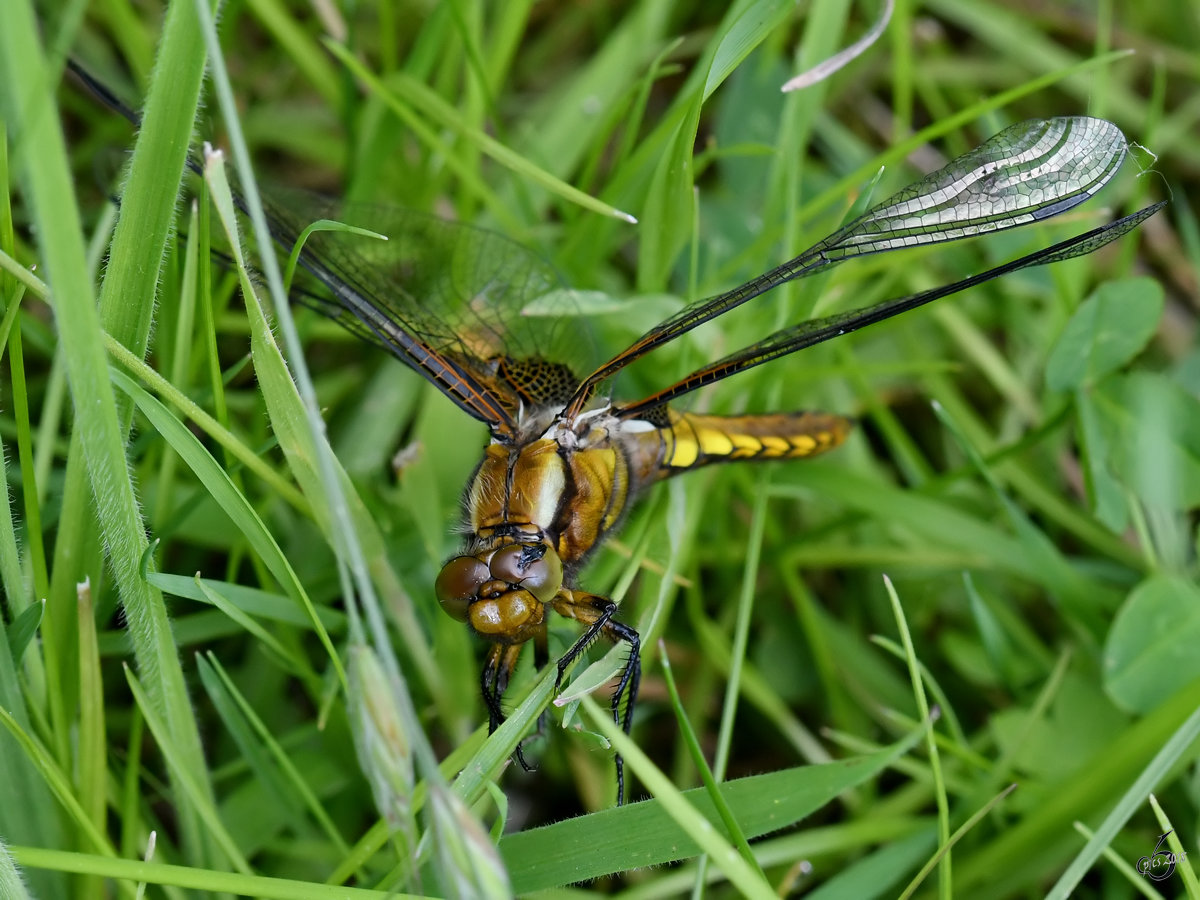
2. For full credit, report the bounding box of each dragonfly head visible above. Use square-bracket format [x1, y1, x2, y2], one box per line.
[435, 540, 563, 641]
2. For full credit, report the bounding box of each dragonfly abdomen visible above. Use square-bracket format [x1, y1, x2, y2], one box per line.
[650, 409, 852, 474]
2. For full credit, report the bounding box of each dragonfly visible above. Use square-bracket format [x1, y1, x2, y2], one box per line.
[275, 117, 1160, 804]
[73, 64, 1162, 804]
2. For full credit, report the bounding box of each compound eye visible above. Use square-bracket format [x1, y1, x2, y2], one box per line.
[522, 546, 563, 604]
[434, 556, 488, 623]
[488, 544, 527, 584]
[489, 543, 563, 604]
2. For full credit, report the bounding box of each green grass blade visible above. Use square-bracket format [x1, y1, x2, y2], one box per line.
[0, 841, 32, 900]
[0, 0, 216, 870]
[121, 667, 252, 874]
[109, 368, 338, 669]
[6, 845, 416, 899]
[501, 715, 929, 892]
[1046, 698, 1200, 898]
[326, 43, 638, 225]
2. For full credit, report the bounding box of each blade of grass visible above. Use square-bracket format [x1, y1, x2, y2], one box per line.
[76, 581, 105, 900]
[103, 333, 309, 513]
[1071, 821, 1166, 900]
[0, 841, 32, 900]
[7, 845, 416, 899]
[145, 574, 346, 631]
[0, 130, 57, 876]
[659, 638, 765, 879]
[6, 307, 47, 601]
[0, 708, 116, 862]
[192, 5, 483, 888]
[898, 784, 1018, 900]
[121, 667, 252, 874]
[1046, 702, 1200, 898]
[193, 578, 315, 680]
[502, 704, 931, 891]
[325, 43, 637, 225]
[1147, 794, 1200, 897]
[0, 0, 218, 869]
[952, 676, 1200, 896]
[565, 695, 773, 898]
[109, 368, 339, 674]
[198, 652, 354, 858]
[882, 575, 951, 898]
[152, 201, 202, 531]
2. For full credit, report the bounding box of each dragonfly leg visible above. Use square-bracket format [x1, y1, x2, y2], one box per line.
[515, 628, 552, 773]
[552, 590, 642, 804]
[484, 639, 550, 773]
[481, 643, 523, 734]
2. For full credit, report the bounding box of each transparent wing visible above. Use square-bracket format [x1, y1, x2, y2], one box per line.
[260, 196, 585, 434]
[69, 58, 587, 435]
[565, 117, 1132, 417]
[615, 202, 1164, 420]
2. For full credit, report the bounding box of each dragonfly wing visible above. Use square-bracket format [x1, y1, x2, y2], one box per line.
[615, 201, 1165, 420]
[822, 116, 1128, 256]
[275, 201, 586, 433]
[566, 117, 1132, 418]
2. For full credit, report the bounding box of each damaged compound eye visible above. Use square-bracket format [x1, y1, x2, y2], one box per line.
[489, 543, 563, 604]
[434, 556, 489, 622]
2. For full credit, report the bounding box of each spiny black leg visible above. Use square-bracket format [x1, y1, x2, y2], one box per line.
[513, 738, 536, 773]
[607, 621, 641, 737]
[604, 620, 641, 806]
[483, 643, 539, 773]
[551, 594, 643, 805]
[514, 632, 551, 773]
[555, 599, 618, 690]
[481, 645, 507, 734]
[519, 628, 552, 765]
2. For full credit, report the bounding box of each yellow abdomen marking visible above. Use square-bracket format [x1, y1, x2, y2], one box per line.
[662, 410, 851, 473]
